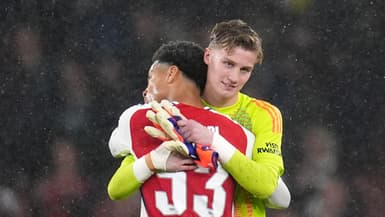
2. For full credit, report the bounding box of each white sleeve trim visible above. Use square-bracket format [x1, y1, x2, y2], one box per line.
[265, 177, 291, 209]
[109, 128, 131, 158]
[133, 157, 153, 183]
[211, 133, 237, 163]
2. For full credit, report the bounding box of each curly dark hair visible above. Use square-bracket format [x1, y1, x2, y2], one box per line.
[152, 41, 207, 94]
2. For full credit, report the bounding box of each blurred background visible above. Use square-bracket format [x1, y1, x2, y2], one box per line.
[1, 0, 384, 216]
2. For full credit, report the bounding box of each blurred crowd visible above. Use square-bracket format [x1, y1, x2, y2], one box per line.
[1, 0, 384, 217]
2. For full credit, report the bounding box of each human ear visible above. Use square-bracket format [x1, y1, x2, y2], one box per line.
[166, 65, 179, 83]
[203, 48, 211, 64]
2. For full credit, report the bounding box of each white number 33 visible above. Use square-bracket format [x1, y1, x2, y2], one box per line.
[155, 166, 228, 216]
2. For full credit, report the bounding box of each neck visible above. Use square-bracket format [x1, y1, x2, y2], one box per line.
[169, 92, 204, 108]
[202, 90, 238, 107]
[169, 82, 204, 108]
[180, 97, 204, 108]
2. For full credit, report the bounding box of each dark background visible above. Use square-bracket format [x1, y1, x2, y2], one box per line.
[1, 0, 384, 216]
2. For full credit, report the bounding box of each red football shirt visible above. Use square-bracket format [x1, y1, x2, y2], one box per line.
[125, 103, 253, 216]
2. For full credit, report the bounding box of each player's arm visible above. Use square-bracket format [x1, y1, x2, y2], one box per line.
[219, 110, 284, 199]
[177, 113, 284, 199]
[107, 108, 150, 199]
[107, 106, 154, 199]
[108, 145, 197, 200]
[212, 135, 282, 198]
[108, 106, 140, 158]
[177, 120, 290, 207]
[108, 154, 148, 200]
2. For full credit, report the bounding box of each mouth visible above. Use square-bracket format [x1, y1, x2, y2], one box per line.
[221, 81, 236, 90]
[144, 94, 154, 103]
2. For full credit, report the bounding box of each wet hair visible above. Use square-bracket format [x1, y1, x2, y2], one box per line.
[209, 19, 264, 64]
[152, 41, 207, 94]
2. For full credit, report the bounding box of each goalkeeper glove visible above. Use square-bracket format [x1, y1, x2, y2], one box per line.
[195, 143, 219, 168]
[144, 100, 184, 141]
[144, 100, 218, 169]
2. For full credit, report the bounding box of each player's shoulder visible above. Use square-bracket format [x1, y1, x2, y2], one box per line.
[119, 103, 151, 121]
[240, 93, 282, 116]
[205, 106, 233, 119]
[204, 106, 253, 134]
[178, 102, 237, 123]
[241, 93, 283, 133]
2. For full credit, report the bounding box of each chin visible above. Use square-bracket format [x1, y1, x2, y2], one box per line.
[222, 88, 237, 97]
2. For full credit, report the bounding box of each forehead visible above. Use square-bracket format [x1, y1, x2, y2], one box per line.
[148, 61, 168, 75]
[215, 47, 257, 67]
[148, 61, 159, 74]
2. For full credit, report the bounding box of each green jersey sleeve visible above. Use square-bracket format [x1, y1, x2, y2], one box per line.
[203, 93, 284, 198]
[107, 154, 142, 200]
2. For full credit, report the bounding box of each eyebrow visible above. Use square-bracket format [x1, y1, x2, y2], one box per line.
[241, 65, 254, 71]
[224, 57, 254, 71]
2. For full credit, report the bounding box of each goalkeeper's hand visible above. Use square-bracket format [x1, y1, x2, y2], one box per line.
[144, 100, 218, 168]
[145, 141, 197, 172]
[162, 140, 219, 169]
[144, 100, 184, 141]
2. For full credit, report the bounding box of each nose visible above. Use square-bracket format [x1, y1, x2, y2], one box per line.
[142, 89, 148, 103]
[227, 70, 239, 84]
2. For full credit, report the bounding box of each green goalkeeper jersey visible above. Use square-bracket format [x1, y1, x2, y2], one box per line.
[202, 92, 284, 217]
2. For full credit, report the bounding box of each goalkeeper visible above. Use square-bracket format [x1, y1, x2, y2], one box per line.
[176, 19, 290, 216]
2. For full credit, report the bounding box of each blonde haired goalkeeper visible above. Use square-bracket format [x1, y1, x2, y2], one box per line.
[176, 19, 291, 217]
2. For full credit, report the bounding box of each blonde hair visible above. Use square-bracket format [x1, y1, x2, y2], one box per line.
[209, 19, 264, 64]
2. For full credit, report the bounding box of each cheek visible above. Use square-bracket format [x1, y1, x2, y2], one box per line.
[147, 85, 158, 96]
[151, 84, 160, 95]
[208, 63, 225, 79]
[147, 82, 163, 101]
[239, 73, 252, 86]
[206, 71, 218, 85]
[213, 61, 224, 71]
